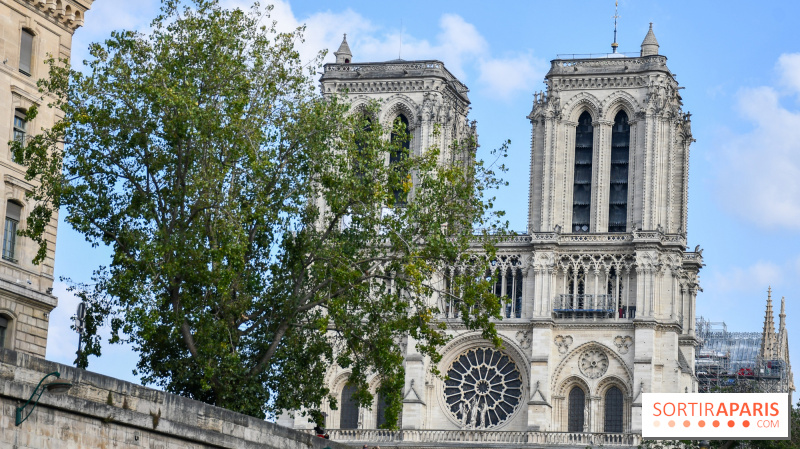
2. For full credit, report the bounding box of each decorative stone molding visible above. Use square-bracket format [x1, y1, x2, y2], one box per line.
[614, 335, 633, 354]
[578, 349, 609, 379]
[554, 335, 573, 355]
[516, 330, 531, 349]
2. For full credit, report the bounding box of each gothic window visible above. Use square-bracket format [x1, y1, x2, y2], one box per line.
[504, 268, 523, 318]
[608, 111, 630, 232]
[607, 267, 623, 313]
[13, 109, 27, 144]
[572, 111, 593, 233]
[3, 201, 21, 263]
[376, 391, 387, 428]
[443, 347, 523, 429]
[604, 386, 624, 432]
[354, 114, 373, 179]
[339, 383, 359, 429]
[19, 29, 34, 76]
[568, 386, 586, 432]
[390, 114, 410, 205]
[442, 267, 461, 318]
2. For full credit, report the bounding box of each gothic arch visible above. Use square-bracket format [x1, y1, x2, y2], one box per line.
[554, 374, 590, 397]
[348, 95, 379, 121]
[596, 374, 631, 398]
[601, 91, 640, 122]
[438, 332, 530, 373]
[435, 332, 530, 429]
[381, 94, 419, 130]
[563, 92, 602, 123]
[551, 341, 633, 394]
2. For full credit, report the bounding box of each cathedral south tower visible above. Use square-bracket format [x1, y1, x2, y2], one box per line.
[524, 23, 701, 433]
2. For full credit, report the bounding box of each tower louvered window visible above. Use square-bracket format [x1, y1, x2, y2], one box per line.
[608, 111, 629, 232]
[572, 112, 593, 232]
[390, 114, 410, 206]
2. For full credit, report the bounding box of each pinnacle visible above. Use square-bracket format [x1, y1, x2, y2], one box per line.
[640, 22, 660, 56]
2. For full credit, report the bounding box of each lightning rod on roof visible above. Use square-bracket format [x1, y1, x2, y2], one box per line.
[611, 1, 620, 53]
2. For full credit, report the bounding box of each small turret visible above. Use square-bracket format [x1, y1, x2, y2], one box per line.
[334, 34, 352, 64]
[640, 23, 659, 57]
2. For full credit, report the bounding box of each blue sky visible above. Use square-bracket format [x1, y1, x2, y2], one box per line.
[48, 1, 800, 393]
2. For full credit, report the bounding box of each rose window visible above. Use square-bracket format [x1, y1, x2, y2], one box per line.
[443, 347, 523, 429]
[579, 349, 609, 379]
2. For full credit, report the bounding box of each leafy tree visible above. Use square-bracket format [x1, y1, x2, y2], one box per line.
[12, 0, 508, 423]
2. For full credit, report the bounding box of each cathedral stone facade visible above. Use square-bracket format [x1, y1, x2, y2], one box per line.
[278, 26, 704, 443]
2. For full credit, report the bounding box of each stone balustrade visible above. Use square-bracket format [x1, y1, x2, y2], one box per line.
[309, 428, 642, 447]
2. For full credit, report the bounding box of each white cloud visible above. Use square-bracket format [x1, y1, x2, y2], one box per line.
[777, 53, 800, 95]
[478, 53, 547, 100]
[45, 281, 82, 363]
[705, 261, 782, 295]
[258, 3, 541, 98]
[714, 53, 800, 229]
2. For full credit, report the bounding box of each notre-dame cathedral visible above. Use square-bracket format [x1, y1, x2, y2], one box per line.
[280, 25, 705, 445]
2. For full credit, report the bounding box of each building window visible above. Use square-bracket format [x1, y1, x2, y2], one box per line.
[3, 202, 21, 262]
[604, 386, 624, 432]
[572, 111, 593, 232]
[13, 109, 27, 144]
[608, 111, 630, 232]
[0, 315, 8, 348]
[354, 115, 373, 180]
[340, 383, 359, 429]
[443, 347, 523, 429]
[568, 386, 586, 432]
[504, 268, 523, 318]
[376, 391, 387, 428]
[390, 114, 410, 206]
[19, 29, 34, 76]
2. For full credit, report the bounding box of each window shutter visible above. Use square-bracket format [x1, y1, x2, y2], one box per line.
[6, 202, 21, 222]
[19, 30, 33, 75]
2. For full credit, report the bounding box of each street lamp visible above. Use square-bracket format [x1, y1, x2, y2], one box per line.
[15, 371, 72, 426]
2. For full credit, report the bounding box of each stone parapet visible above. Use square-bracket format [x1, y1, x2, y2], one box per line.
[0, 349, 354, 449]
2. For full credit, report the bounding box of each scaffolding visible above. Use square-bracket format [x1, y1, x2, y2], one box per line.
[695, 316, 791, 394]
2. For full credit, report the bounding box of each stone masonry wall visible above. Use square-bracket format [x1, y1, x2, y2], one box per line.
[0, 349, 353, 449]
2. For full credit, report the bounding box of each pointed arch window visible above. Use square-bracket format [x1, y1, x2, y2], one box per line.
[354, 114, 374, 179]
[390, 114, 410, 206]
[604, 386, 624, 432]
[340, 383, 359, 429]
[376, 391, 387, 428]
[572, 112, 593, 232]
[608, 111, 630, 232]
[568, 386, 586, 432]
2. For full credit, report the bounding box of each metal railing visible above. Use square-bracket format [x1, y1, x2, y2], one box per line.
[553, 294, 615, 312]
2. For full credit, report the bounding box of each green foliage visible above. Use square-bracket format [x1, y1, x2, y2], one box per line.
[11, 0, 509, 424]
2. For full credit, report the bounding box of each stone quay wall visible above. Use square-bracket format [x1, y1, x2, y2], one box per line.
[0, 348, 352, 449]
